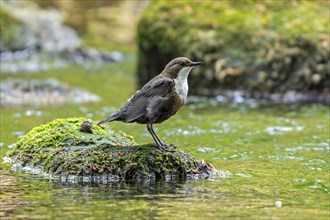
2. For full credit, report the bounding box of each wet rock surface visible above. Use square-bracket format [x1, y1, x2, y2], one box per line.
[4, 118, 231, 183]
[0, 1, 123, 73]
[0, 79, 100, 107]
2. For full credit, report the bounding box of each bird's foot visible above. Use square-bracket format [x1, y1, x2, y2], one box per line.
[148, 143, 177, 152]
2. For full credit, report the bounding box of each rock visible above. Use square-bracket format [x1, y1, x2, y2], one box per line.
[0, 1, 124, 74]
[0, 78, 101, 107]
[71, 48, 124, 63]
[1, 1, 80, 52]
[136, 1, 329, 103]
[4, 118, 230, 183]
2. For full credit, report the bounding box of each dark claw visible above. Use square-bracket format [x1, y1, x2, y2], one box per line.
[148, 142, 159, 148]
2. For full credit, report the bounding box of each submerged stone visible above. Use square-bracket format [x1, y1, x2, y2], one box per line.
[0, 79, 100, 107]
[4, 118, 230, 183]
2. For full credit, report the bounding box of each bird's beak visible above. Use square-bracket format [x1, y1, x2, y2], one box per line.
[190, 61, 203, 66]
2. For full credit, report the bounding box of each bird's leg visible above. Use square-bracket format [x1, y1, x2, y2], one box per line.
[147, 123, 175, 152]
[147, 123, 164, 146]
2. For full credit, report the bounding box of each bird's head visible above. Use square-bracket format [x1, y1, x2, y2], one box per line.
[163, 57, 203, 79]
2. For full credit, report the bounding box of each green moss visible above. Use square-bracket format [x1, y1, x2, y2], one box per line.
[0, 6, 18, 50]
[136, 1, 329, 95]
[139, 1, 327, 50]
[7, 118, 209, 180]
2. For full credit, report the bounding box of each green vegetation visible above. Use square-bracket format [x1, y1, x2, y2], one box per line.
[137, 0, 329, 95]
[7, 117, 203, 179]
[0, 6, 18, 50]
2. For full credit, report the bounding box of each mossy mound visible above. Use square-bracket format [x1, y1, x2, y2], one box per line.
[136, 1, 329, 100]
[5, 118, 228, 183]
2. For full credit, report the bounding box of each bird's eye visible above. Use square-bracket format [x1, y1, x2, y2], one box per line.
[180, 62, 185, 65]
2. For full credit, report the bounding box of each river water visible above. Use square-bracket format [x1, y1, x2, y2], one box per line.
[0, 58, 329, 219]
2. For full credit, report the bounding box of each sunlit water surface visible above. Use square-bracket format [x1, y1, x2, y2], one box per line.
[1, 60, 329, 219]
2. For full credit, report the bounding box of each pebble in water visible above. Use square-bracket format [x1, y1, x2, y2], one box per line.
[275, 200, 282, 208]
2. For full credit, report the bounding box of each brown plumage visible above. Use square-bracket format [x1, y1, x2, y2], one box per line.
[97, 57, 202, 151]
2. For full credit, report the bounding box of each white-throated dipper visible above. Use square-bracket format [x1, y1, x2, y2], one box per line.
[97, 57, 203, 151]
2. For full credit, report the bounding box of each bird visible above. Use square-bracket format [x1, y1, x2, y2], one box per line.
[97, 57, 203, 151]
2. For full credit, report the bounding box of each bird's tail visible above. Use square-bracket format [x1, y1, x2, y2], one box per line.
[97, 113, 120, 126]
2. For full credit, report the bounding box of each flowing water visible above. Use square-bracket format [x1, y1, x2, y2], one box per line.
[0, 58, 329, 219]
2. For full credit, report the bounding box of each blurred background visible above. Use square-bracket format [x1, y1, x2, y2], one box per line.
[1, 0, 329, 107]
[0, 1, 329, 219]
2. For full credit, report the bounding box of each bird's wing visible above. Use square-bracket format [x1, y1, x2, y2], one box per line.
[125, 77, 175, 122]
[140, 76, 175, 98]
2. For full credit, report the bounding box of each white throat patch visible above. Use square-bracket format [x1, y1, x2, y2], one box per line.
[174, 66, 193, 102]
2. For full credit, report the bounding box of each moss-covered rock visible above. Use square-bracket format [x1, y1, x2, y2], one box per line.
[5, 118, 228, 183]
[0, 6, 18, 51]
[136, 1, 329, 99]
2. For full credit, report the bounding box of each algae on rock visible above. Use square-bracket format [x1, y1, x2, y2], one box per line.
[6, 118, 226, 183]
[136, 1, 329, 102]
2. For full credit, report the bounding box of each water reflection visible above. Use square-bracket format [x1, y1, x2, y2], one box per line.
[52, 180, 186, 199]
[2, 173, 229, 219]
